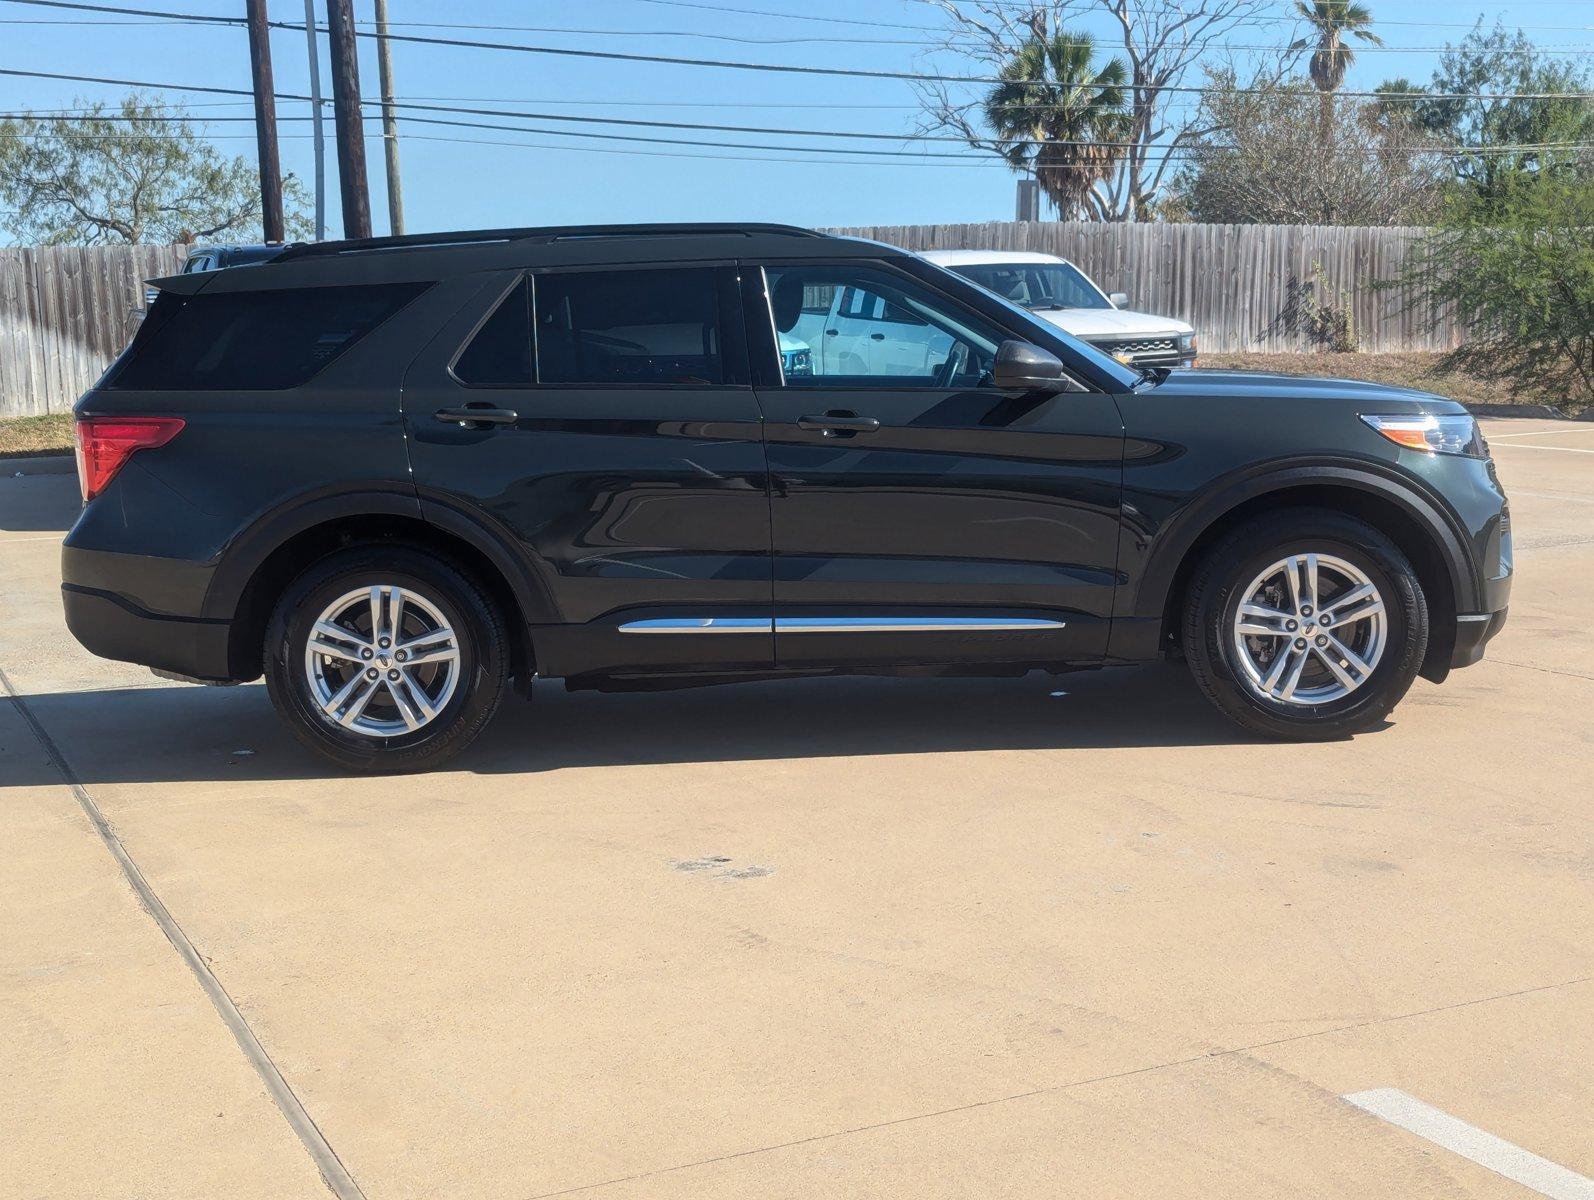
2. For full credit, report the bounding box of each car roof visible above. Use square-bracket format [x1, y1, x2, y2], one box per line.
[919, 249, 1073, 267]
[153, 224, 906, 294]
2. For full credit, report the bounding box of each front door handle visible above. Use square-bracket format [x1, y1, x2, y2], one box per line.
[434, 406, 518, 427]
[797, 412, 881, 435]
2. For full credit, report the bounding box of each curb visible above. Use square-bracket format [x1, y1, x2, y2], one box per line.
[3, 453, 74, 476]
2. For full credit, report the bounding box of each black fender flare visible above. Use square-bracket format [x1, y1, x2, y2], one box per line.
[1130, 459, 1481, 624]
[201, 483, 561, 626]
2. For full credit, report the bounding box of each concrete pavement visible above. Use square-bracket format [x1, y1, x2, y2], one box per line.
[2, 418, 1591, 1198]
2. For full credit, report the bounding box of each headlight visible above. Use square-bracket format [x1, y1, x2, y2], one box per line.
[1361, 413, 1485, 457]
[783, 348, 812, 377]
[1178, 332, 1197, 354]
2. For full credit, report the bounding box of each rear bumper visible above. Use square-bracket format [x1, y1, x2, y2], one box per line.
[62, 584, 234, 681]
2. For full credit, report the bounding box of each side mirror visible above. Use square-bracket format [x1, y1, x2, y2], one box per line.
[1108, 291, 1130, 309]
[992, 340, 1069, 393]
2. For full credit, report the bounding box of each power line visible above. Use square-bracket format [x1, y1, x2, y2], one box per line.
[4, 0, 1591, 101]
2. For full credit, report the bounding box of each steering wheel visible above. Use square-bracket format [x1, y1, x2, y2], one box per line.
[935, 341, 970, 389]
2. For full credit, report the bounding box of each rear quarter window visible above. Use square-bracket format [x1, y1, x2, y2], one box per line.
[106, 282, 429, 391]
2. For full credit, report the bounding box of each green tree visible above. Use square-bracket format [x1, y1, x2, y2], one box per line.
[1171, 70, 1444, 226]
[1290, 0, 1383, 128]
[1405, 23, 1594, 211]
[0, 93, 311, 245]
[981, 31, 1130, 220]
[1400, 155, 1594, 407]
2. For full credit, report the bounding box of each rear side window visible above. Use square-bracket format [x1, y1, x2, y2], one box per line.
[108, 282, 428, 391]
[534, 268, 724, 386]
[453, 278, 533, 387]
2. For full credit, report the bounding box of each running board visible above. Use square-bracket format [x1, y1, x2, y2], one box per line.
[618, 616, 1067, 634]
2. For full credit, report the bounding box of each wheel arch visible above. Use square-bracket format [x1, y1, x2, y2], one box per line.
[1141, 467, 1475, 683]
[206, 489, 557, 683]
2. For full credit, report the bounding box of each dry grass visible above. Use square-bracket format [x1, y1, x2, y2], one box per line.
[0, 412, 74, 458]
[1200, 352, 1569, 410]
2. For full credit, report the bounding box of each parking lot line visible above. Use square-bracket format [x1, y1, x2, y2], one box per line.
[1344, 1089, 1594, 1200]
[1488, 427, 1594, 440]
[0, 664, 369, 1200]
[1490, 443, 1594, 455]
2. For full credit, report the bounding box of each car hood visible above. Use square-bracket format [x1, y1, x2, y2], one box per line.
[1143, 368, 1465, 411]
[1031, 307, 1193, 339]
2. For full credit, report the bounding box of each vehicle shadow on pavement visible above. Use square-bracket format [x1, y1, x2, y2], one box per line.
[2, 663, 1255, 787]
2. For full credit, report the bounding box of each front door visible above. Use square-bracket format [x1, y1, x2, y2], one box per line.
[746, 260, 1124, 670]
[404, 264, 774, 679]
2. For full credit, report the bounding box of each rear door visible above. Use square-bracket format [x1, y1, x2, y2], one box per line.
[403, 263, 774, 679]
[744, 258, 1125, 671]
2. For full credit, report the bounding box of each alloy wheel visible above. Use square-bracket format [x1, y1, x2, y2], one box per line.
[1230, 553, 1388, 707]
[302, 585, 462, 737]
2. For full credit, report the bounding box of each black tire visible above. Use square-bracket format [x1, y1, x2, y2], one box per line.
[263, 544, 509, 772]
[1182, 509, 1428, 740]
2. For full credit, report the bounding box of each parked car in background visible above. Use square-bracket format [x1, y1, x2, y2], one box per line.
[66, 223, 1509, 771]
[141, 243, 284, 310]
[920, 250, 1198, 369]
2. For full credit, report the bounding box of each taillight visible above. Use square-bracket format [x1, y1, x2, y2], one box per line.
[74, 416, 185, 502]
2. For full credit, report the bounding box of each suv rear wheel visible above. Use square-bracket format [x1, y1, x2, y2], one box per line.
[264, 545, 509, 771]
[1182, 510, 1428, 740]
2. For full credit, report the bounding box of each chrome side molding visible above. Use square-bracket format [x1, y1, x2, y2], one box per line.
[619, 615, 1067, 634]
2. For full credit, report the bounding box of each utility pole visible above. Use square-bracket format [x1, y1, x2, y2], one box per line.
[245, 0, 285, 242]
[325, 0, 372, 239]
[372, 0, 405, 235]
[302, 0, 326, 241]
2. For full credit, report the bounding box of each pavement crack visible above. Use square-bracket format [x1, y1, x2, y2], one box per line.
[1492, 658, 1594, 683]
[520, 974, 1594, 1199]
[0, 667, 368, 1200]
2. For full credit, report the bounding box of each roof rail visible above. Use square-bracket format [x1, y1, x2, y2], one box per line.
[274, 222, 823, 262]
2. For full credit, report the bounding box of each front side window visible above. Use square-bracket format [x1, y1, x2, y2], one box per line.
[108, 282, 428, 391]
[533, 267, 724, 386]
[952, 262, 1110, 312]
[765, 265, 1002, 388]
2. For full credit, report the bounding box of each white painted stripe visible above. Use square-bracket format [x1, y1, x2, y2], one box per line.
[0, 534, 65, 543]
[1344, 1089, 1594, 1200]
[1490, 443, 1594, 455]
[1488, 427, 1594, 440]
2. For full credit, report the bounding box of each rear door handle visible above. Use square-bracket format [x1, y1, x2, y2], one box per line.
[434, 406, 518, 427]
[797, 413, 880, 434]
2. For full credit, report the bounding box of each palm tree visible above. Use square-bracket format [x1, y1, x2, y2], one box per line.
[984, 32, 1130, 221]
[1291, 0, 1383, 128]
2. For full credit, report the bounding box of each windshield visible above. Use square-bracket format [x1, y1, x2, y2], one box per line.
[953, 262, 1111, 312]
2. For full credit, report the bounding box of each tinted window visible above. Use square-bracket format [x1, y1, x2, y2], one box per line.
[453, 278, 533, 386]
[534, 268, 723, 386]
[109, 282, 427, 391]
[767, 265, 1001, 389]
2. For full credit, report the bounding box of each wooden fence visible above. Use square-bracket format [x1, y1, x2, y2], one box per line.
[0, 245, 185, 417]
[829, 222, 1457, 356]
[1, 226, 1454, 416]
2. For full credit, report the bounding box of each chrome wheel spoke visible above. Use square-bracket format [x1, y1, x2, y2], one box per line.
[396, 629, 457, 666]
[386, 674, 425, 731]
[337, 676, 382, 728]
[1312, 644, 1360, 691]
[1278, 646, 1310, 701]
[395, 671, 437, 722]
[1324, 632, 1373, 680]
[308, 620, 366, 663]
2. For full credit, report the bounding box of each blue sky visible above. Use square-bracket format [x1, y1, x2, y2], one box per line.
[1, 0, 1589, 236]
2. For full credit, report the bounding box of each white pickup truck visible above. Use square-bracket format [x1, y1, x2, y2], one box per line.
[919, 249, 1198, 369]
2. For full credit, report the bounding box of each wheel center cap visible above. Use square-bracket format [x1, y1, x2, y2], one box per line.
[376, 653, 391, 668]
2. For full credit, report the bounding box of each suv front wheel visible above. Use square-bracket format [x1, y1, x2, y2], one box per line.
[264, 545, 509, 771]
[1183, 510, 1429, 740]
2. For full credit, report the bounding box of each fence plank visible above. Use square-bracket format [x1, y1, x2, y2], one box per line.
[0, 244, 185, 417]
[828, 221, 1458, 356]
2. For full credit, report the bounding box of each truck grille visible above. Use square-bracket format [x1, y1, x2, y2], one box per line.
[1088, 337, 1183, 367]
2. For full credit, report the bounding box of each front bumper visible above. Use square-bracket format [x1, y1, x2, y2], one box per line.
[1451, 607, 1508, 669]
